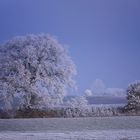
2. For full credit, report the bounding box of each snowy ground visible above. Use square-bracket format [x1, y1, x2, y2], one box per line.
[0, 130, 140, 140]
[0, 116, 140, 140]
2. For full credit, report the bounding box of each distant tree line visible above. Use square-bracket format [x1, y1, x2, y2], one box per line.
[0, 81, 140, 118]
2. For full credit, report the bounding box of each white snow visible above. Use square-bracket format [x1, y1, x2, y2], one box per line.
[0, 116, 140, 140]
[0, 130, 140, 140]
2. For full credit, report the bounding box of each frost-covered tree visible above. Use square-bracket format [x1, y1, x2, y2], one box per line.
[64, 96, 88, 117]
[67, 96, 88, 109]
[126, 81, 140, 111]
[84, 89, 92, 97]
[0, 34, 76, 110]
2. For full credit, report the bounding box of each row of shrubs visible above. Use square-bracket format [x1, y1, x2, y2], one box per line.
[0, 105, 139, 118]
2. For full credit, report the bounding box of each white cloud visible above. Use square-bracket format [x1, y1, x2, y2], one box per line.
[90, 79, 126, 97]
[91, 79, 106, 94]
[105, 88, 126, 97]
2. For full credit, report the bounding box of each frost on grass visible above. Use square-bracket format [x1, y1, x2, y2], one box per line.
[0, 130, 140, 140]
[0, 116, 140, 139]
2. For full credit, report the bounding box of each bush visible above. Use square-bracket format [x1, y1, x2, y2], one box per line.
[15, 108, 59, 118]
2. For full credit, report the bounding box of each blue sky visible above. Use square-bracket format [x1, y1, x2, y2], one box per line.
[0, 0, 140, 94]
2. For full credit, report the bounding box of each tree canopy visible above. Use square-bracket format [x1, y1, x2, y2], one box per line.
[0, 34, 76, 110]
[126, 81, 140, 111]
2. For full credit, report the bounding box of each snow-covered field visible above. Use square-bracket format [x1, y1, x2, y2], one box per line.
[0, 116, 140, 140]
[0, 130, 140, 140]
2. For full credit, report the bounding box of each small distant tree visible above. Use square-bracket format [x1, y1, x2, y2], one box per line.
[125, 81, 140, 112]
[84, 89, 92, 97]
[0, 34, 76, 110]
